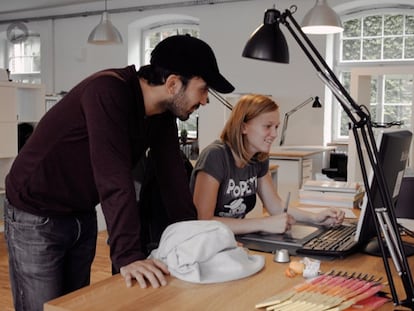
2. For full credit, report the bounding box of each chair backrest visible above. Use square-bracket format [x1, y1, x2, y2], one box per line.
[322, 152, 348, 181]
[18, 122, 34, 151]
[331, 153, 347, 178]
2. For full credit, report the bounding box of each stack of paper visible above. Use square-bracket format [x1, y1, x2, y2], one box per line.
[299, 180, 364, 208]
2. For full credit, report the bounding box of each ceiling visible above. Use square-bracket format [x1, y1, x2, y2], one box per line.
[0, 0, 240, 22]
[0, 0, 99, 15]
[0, 0, 237, 15]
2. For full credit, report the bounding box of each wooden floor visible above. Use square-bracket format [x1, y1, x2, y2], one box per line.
[0, 230, 112, 311]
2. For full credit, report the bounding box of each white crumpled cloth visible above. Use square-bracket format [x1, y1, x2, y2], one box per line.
[149, 220, 265, 284]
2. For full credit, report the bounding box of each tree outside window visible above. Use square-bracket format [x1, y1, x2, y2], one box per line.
[334, 12, 414, 139]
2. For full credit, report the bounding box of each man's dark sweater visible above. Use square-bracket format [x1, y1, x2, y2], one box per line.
[5, 65, 197, 269]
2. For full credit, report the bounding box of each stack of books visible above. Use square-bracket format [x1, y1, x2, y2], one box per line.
[299, 180, 365, 208]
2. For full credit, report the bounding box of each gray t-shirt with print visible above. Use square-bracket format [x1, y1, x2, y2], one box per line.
[190, 140, 269, 219]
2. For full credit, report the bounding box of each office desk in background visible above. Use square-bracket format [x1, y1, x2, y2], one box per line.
[269, 146, 335, 201]
[44, 248, 414, 311]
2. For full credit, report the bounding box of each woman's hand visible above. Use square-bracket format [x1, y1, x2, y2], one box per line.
[313, 207, 345, 227]
[120, 258, 170, 288]
[260, 213, 296, 234]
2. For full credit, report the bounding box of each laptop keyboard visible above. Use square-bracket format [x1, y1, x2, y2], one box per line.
[296, 224, 359, 257]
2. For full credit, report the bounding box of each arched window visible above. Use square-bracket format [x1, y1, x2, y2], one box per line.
[333, 11, 414, 140]
[142, 22, 199, 64]
[140, 19, 200, 159]
[8, 33, 41, 84]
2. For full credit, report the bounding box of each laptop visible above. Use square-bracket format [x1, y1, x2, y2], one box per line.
[235, 223, 326, 255]
[236, 220, 359, 258]
[236, 129, 414, 259]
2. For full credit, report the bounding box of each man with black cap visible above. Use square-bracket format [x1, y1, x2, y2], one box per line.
[4, 35, 234, 311]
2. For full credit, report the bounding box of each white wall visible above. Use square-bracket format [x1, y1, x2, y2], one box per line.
[0, 0, 330, 148]
[1, 0, 410, 148]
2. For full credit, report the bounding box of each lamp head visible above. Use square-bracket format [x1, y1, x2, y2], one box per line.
[312, 96, 322, 108]
[242, 8, 289, 63]
[88, 0, 123, 45]
[88, 11, 123, 44]
[301, 0, 343, 34]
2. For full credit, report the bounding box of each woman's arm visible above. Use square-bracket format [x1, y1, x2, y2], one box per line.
[193, 171, 291, 234]
[256, 172, 284, 215]
[257, 173, 344, 226]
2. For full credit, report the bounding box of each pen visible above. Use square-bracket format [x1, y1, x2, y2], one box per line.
[283, 191, 291, 213]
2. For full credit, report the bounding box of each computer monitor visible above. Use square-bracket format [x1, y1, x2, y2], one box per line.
[395, 172, 414, 219]
[355, 129, 413, 256]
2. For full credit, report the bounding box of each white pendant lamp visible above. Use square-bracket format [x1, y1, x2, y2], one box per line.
[88, 0, 123, 45]
[301, 0, 343, 34]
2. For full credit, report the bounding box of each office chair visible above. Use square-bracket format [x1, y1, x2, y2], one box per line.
[321, 152, 348, 181]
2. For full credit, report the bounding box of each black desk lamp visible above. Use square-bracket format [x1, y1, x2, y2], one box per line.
[242, 5, 414, 308]
[279, 96, 321, 146]
[208, 89, 233, 110]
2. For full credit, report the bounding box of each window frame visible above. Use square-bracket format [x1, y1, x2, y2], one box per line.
[7, 33, 41, 84]
[332, 9, 414, 142]
[141, 21, 200, 65]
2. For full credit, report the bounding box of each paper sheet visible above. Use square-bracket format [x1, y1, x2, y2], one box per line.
[397, 218, 414, 231]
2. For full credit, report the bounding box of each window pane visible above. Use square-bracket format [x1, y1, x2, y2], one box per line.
[363, 15, 382, 36]
[383, 37, 403, 59]
[342, 39, 361, 60]
[339, 109, 350, 136]
[149, 33, 160, 48]
[400, 106, 412, 128]
[340, 72, 351, 136]
[182, 28, 199, 37]
[8, 35, 40, 74]
[370, 76, 379, 122]
[383, 105, 410, 124]
[384, 75, 412, 103]
[405, 37, 414, 58]
[343, 18, 361, 37]
[143, 24, 199, 64]
[341, 13, 414, 62]
[384, 77, 399, 103]
[406, 16, 414, 35]
[342, 72, 351, 91]
[362, 38, 381, 59]
[162, 30, 178, 38]
[336, 13, 414, 141]
[370, 77, 378, 103]
[370, 104, 377, 121]
[33, 56, 41, 72]
[383, 75, 412, 127]
[384, 15, 403, 35]
[399, 76, 412, 104]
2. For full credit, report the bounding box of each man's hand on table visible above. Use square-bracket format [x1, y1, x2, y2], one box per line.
[120, 258, 170, 289]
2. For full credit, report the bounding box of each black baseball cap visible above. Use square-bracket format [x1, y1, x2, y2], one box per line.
[150, 35, 235, 94]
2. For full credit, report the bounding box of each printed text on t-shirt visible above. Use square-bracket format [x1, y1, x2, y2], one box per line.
[225, 177, 257, 197]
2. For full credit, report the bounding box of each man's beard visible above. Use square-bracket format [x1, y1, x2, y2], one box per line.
[170, 88, 191, 121]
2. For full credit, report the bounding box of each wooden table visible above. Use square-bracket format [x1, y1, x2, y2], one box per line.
[44, 249, 414, 311]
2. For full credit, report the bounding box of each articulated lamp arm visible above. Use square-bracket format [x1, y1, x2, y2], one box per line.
[279, 96, 314, 146]
[279, 6, 414, 306]
[242, 5, 414, 307]
[208, 89, 233, 110]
